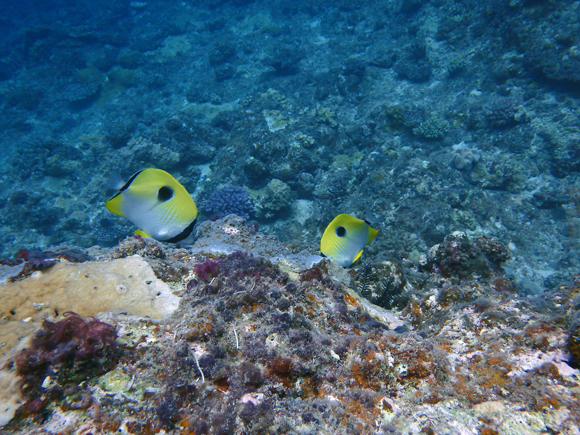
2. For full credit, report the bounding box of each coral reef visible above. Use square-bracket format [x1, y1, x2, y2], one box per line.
[450, 142, 481, 171]
[352, 260, 410, 311]
[422, 232, 509, 280]
[204, 186, 253, 220]
[0, 219, 578, 434]
[262, 46, 304, 77]
[412, 115, 451, 140]
[1, 0, 580, 431]
[569, 320, 580, 367]
[393, 42, 432, 83]
[191, 215, 322, 271]
[485, 98, 523, 129]
[255, 179, 294, 220]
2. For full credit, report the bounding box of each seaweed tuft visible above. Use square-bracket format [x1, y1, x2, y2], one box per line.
[14, 312, 120, 412]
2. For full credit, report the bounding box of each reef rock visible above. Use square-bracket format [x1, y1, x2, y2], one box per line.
[0, 256, 178, 355]
[0, 256, 179, 427]
[1, 221, 579, 434]
[192, 215, 322, 273]
[0, 369, 23, 427]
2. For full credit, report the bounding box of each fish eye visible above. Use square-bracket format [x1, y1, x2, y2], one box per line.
[157, 186, 173, 202]
[335, 226, 347, 237]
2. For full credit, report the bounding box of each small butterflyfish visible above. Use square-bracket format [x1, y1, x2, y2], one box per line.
[105, 168, 198, 244]
[320, 213, 379, 267]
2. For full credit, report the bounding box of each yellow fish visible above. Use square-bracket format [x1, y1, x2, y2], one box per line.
[320, 214, 378, 267]
[106, 168, 198, 244]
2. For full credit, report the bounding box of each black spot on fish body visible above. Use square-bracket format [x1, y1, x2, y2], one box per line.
[158, 186, 173, 202]
[336, 226, 347, 237]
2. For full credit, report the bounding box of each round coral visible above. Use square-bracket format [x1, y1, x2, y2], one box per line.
[205, 186, 253, 220]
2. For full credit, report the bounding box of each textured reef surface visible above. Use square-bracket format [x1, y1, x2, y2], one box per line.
[1, 0, 580, 433]
[0, 217, 579, 434]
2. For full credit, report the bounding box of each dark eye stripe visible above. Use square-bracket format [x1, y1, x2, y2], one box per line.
[335, 226, 347, 237]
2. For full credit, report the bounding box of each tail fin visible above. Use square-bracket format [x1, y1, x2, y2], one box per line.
[106, 170, 125, 190]
[364, 210, 383, 226]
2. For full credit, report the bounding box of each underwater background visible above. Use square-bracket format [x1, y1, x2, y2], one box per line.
[2, 1, 580, 434]
[1, 0, 579, 292]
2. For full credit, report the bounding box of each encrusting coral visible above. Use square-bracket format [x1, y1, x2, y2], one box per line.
[0, 255, 180, 325]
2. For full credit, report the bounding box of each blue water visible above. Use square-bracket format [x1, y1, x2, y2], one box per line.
[0, 0, 579, 292]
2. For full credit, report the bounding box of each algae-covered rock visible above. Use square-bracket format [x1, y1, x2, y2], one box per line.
[255, 178, 294, 219]
[192, 215, 322, 272]
[0, 255, 179, 427]
[264, 179, 293, 210]
[263, 110, 293, 132]
[1, 227, 579, 434]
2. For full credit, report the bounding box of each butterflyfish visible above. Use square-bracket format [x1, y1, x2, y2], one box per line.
[320, 213, 378, 267]
[105, 168, 198, 244]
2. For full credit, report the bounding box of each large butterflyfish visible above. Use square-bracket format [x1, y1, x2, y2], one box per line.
[105, 168, 198, 244]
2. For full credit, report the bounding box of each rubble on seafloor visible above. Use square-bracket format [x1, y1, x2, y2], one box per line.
[0, 216, 579, 435]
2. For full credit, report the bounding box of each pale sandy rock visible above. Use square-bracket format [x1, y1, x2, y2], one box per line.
[0, 256, 179, 356]
[472, 400, 507, 414]
[0, 368, 24, 427]
[0, 321, 37, 358]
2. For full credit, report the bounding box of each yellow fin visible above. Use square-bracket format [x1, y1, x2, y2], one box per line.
[352, 249, 364, 264]
[105, 193, 124, 217]
[134, 229, 151, 238]
[367, 226, 379, 244]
